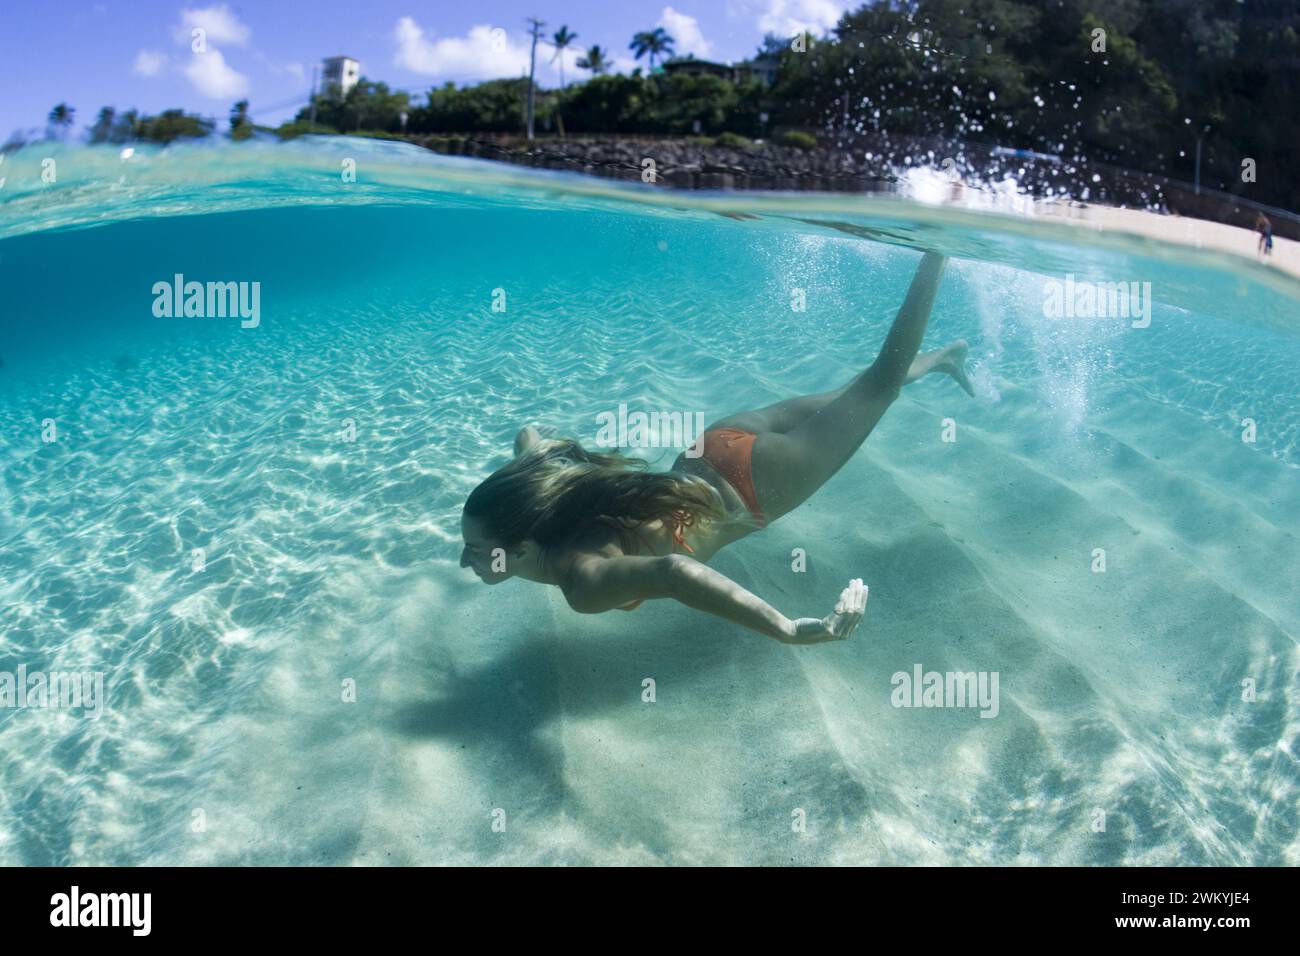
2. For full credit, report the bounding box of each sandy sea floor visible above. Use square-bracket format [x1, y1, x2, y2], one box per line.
[1, 149, 1296, 865]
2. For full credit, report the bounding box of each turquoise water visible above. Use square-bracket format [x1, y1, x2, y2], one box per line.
[0, 137, 1297, 865]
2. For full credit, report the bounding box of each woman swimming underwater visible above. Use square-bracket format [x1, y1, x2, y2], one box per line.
[461, 251, 971, 644]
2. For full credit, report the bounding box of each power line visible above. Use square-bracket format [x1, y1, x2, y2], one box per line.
[253, 93, 312, 115]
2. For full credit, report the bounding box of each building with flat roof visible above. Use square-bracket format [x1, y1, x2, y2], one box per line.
[662, 54, 781, 85]
[735, 54, 779, 86]
[661, 57, 735, 80]
[321, 56, 360, 97]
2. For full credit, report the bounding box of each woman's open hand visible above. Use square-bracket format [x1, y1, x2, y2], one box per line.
[787, 579, 869, 644]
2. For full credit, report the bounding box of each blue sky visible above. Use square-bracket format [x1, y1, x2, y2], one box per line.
[0, 0, 857, 138]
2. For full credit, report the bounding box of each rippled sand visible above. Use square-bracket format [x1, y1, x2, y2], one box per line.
[0, 144, 1297, 865]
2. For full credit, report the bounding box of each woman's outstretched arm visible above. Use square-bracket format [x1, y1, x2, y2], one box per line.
[564, 554, 868, 644]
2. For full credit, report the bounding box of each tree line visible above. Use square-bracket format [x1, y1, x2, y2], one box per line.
[31, 2, 1300, 211]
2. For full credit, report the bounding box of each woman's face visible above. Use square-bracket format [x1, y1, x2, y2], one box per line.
[459, 512, 514, 584]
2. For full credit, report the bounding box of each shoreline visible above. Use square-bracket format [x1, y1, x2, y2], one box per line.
[1034, 200, 1298, 282]
[409, 132, 1299, 282]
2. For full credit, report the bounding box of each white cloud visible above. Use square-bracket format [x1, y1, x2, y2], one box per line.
[166, 6, 251, 99]
[132, 49, 169, 77]
[659, 7, 712, 58]
[394, 18, 531, 79]
[252, 49, 306, 80]
[393, 17, 662, 85]
[184, 48, 250, 98]
[173, 4, 252, 46]
[756, 0, 850, 36]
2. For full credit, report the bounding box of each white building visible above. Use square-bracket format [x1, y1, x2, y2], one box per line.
[321, 56, 360, 96]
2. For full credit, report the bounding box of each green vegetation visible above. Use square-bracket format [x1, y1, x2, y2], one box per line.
[767, 0, 1296, 208]
[552, 25, 579, 89]
[230, 100, 253, 141]
[346, 129, 410, 141]
[304, 79, 411, 134]
[77, 106, 213, 144]
[283, 0, 1296, 209]
[715, 132, 754, 149]
[47, 103, 75, 134]
[273, 120, 341, 140]
[405, 78, 529, 133]
[778, 131, 817, 151]
[89, 107, 118, 143]
[131, 109, 214, 143]
[576, 45, 610, 76]
[396, 73, 765, 137]
[42, 2, 1300, 210]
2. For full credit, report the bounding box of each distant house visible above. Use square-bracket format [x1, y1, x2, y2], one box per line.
[662, 57, 735, 80]
[321, 56, 360, 97]
[735, 54, 780, 86]
[663, 54, 780, 85]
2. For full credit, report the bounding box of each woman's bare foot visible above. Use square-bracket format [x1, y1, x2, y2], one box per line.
[936, 340, 975, 397]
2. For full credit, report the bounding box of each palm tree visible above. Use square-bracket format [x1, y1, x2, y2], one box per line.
[47, 103, 75, 138]
[577, 44, 609, 76]
[551, 25, 578, 89]
[90, 106, 116, 143]
[117, 109, 140, 142]
[629, 28, 675, 70]
[230, 99, 251, 139]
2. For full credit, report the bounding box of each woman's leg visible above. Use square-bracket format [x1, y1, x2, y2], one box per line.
[903, 340, 973, 395]
[711, 338, 971, 435]
[747, 251, 948, 522]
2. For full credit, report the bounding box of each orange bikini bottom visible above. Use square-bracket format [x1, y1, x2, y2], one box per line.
[696, 427, 767, 527]
[616, 428, 767, 612]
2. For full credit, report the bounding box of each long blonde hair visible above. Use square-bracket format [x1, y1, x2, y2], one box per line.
[464, 437, 727, 553]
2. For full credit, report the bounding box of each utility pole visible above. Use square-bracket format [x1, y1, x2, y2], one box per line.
[526, 17, 545, 140]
